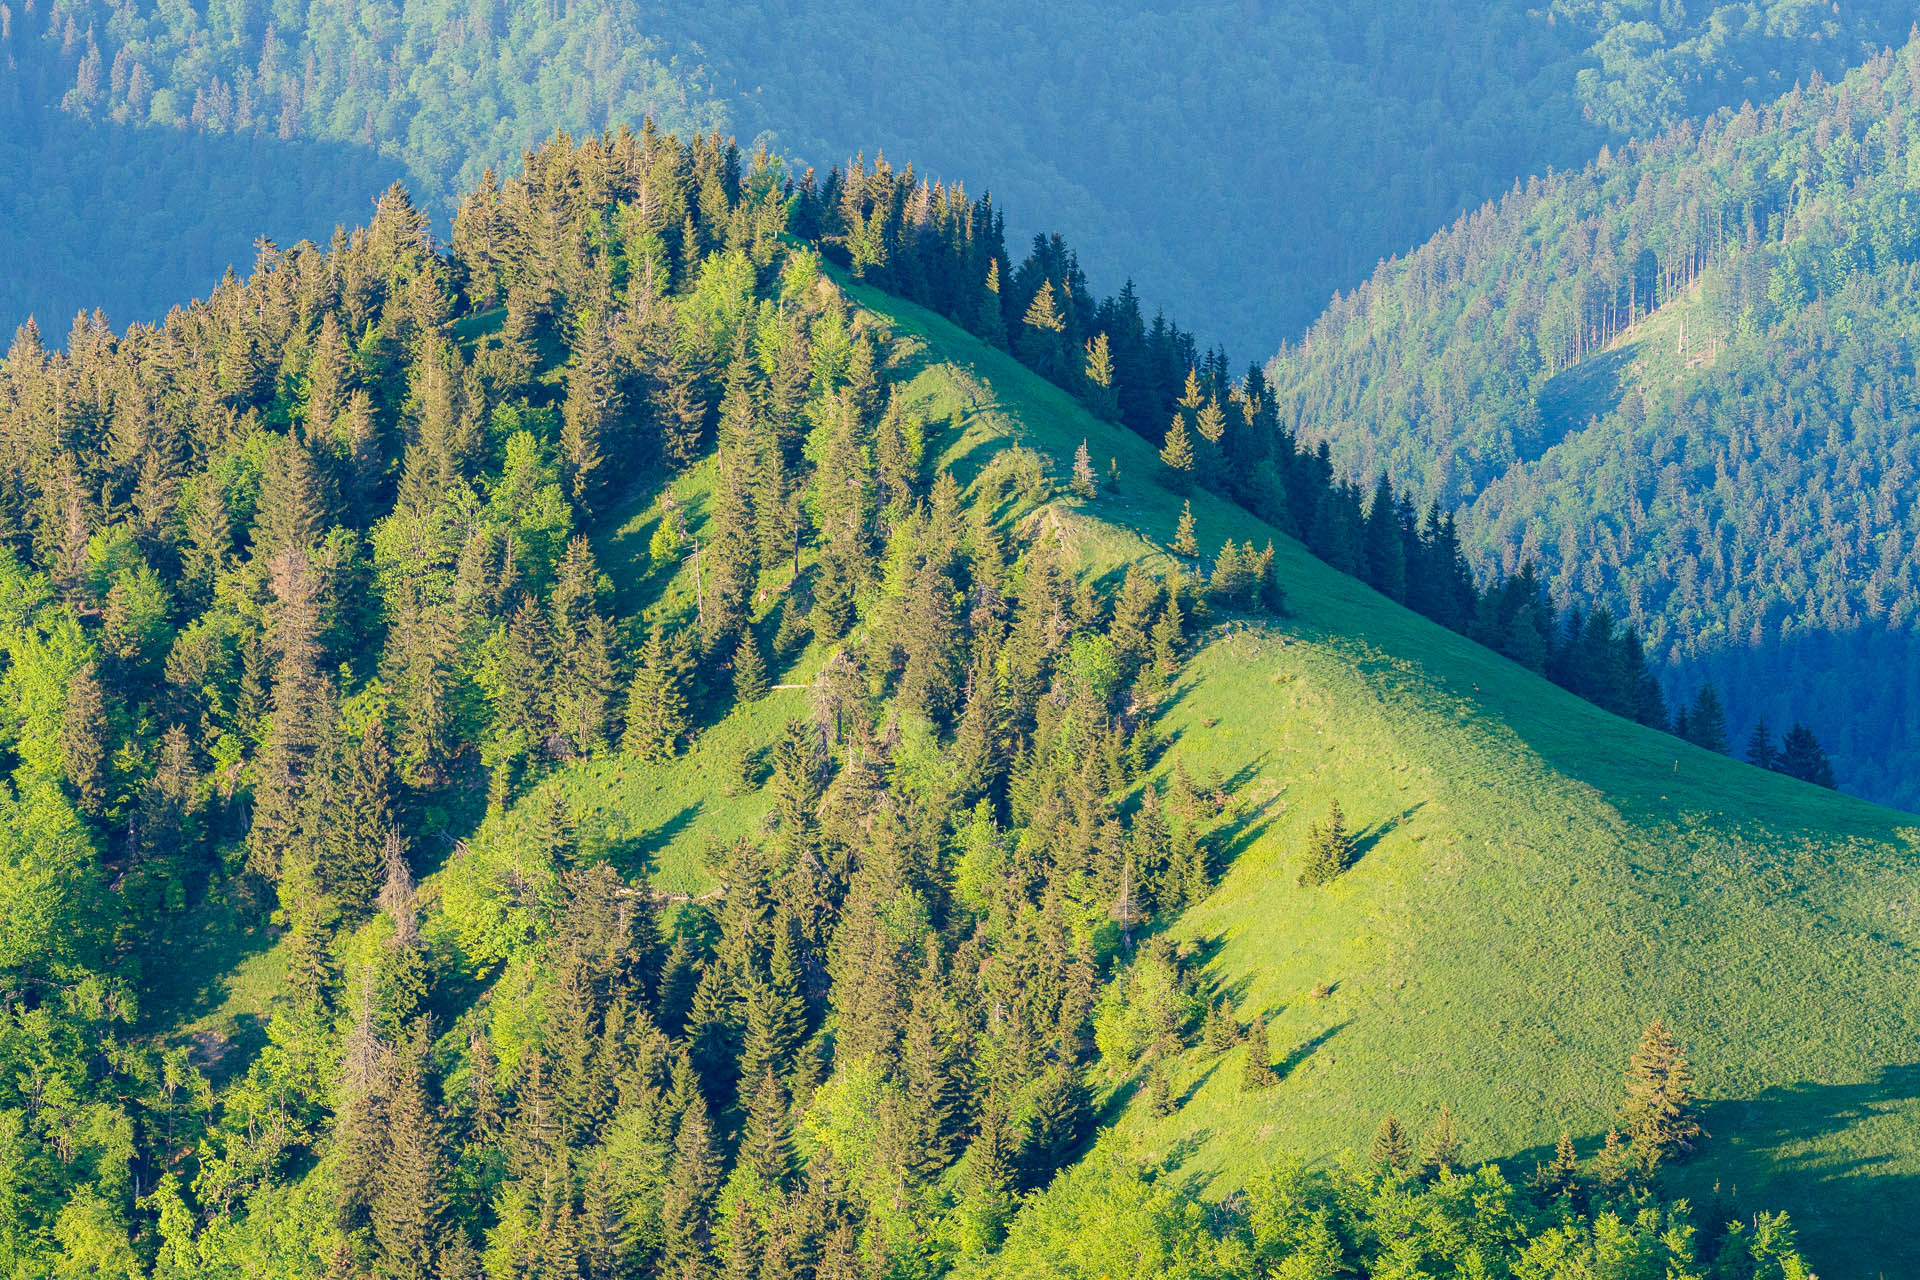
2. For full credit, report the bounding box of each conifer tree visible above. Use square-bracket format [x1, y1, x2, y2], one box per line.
[1593, 1126, 1633, 1191]
[1240, 1015, 1277, 1091]
[1082, 333, 1119, 421]
[330, 719, 395, 920]
[1371, 1112, 1411, 1172]
[1146, 1061, 1175, 1117]
[956, 1108, 1015, 1254]
[740, 1070, 795, 1189]
[1201, 998, 1240, 1054]
[1745, 719, 1779, 771]
[1684, 684, 1729, 753]
[739, 925, 807, 1084]
[661, 1082, 721, 1266]
[1017, 280, 1066, 375]
[1195, 396, 1226, 447]
[1620, 1018, 1703, 1173]
[1171, 500, 1199, 558]
[1176, 821, 1209, 908]
[561, 310, 620, 508]
[1149, 595, 1185, 687]
[580, 1158, 628, 1280]
[732, 629, 770, 703]
[1363, 474, 1407, 602]
[1023, 1063, 1089, 1180]
[533, 1147, 581, 1280]
[1533, 1131, 1580, 1199]
[1298, 798, 1353, 886]
[371, 1029, 449, 1280]
[1159, 413, 1195, 491]
[810, 553, 857, 642]
[1419, 1102, 1461, 1177]
[1070, 438, 1097, 500]
[1778, 722, 1837, 788]
[61, 661, 109, 815]
[623, 621, 688, 762]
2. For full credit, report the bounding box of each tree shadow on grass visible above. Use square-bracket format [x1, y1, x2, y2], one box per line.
[595, 802, 700, 882]
[1345, 801, 1424, 871]
[1276, 1020, 1349, 1082]
[136, 883, 278, 1036]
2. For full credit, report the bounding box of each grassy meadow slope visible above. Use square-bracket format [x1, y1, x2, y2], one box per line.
[843, 283, 1920, 1273]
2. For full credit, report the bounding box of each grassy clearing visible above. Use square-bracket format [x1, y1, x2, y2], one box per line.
[1533, 283, 1719, 458]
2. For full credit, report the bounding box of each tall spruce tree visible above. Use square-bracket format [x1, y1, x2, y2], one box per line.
[1779, 723, 1837, 788]
[1240, 1015, 1277, 1091]
[371, 1028, 449, 1280]
[732, 629, 770, 703]
[1620, 1018, 1703, 1173]
[1684, 685, 1729, 753]
[623, 621, 689, 762]
[1159, 413, 1195, 491]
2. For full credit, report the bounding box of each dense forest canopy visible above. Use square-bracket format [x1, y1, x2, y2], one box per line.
[1271, 36, 1920, 808]
[5, 0, 1920, 347]
[0, 125, 1849, 1278]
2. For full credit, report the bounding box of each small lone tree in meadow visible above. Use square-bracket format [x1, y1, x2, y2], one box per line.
[1239, 1015, 1277, 1092]
[1419, 1102, 1462, 1178]
[1172, 500, 1199, 558]
[1620, 1018, 1703, 1173]
[1297, 798, 1353, 886]
[1071, 438, 1098, 499]
[1371, 1112, 1411, 1172]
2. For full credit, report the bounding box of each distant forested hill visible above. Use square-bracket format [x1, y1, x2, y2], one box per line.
[5, 0, 1918, 347]
[0, 0, 729, 325]
[1272, 39, 1920, 808]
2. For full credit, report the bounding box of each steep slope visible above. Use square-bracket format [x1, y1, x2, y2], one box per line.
[846, 282, 1920, 1275]
[1273, 39, 1920, 809]
[8, 0, 1920, 346]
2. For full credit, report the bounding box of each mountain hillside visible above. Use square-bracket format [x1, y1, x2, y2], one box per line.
[7, 0, 1920, 347]
[860, 278, 1920, 1278]
[0, 129, 1908, 1279]
[1272, 38, 1920, 809]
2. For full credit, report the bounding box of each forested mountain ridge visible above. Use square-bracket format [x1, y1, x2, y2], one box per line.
[7, 0, 1920, 346]
[1272, 36, 1920, 809]
[0, 125, 1912, 1278]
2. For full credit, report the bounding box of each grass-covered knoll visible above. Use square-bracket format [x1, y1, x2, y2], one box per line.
[844, 280, 1920, 1274]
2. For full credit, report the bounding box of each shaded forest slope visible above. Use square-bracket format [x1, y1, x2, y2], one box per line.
[1272, 38, 1920, 808]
